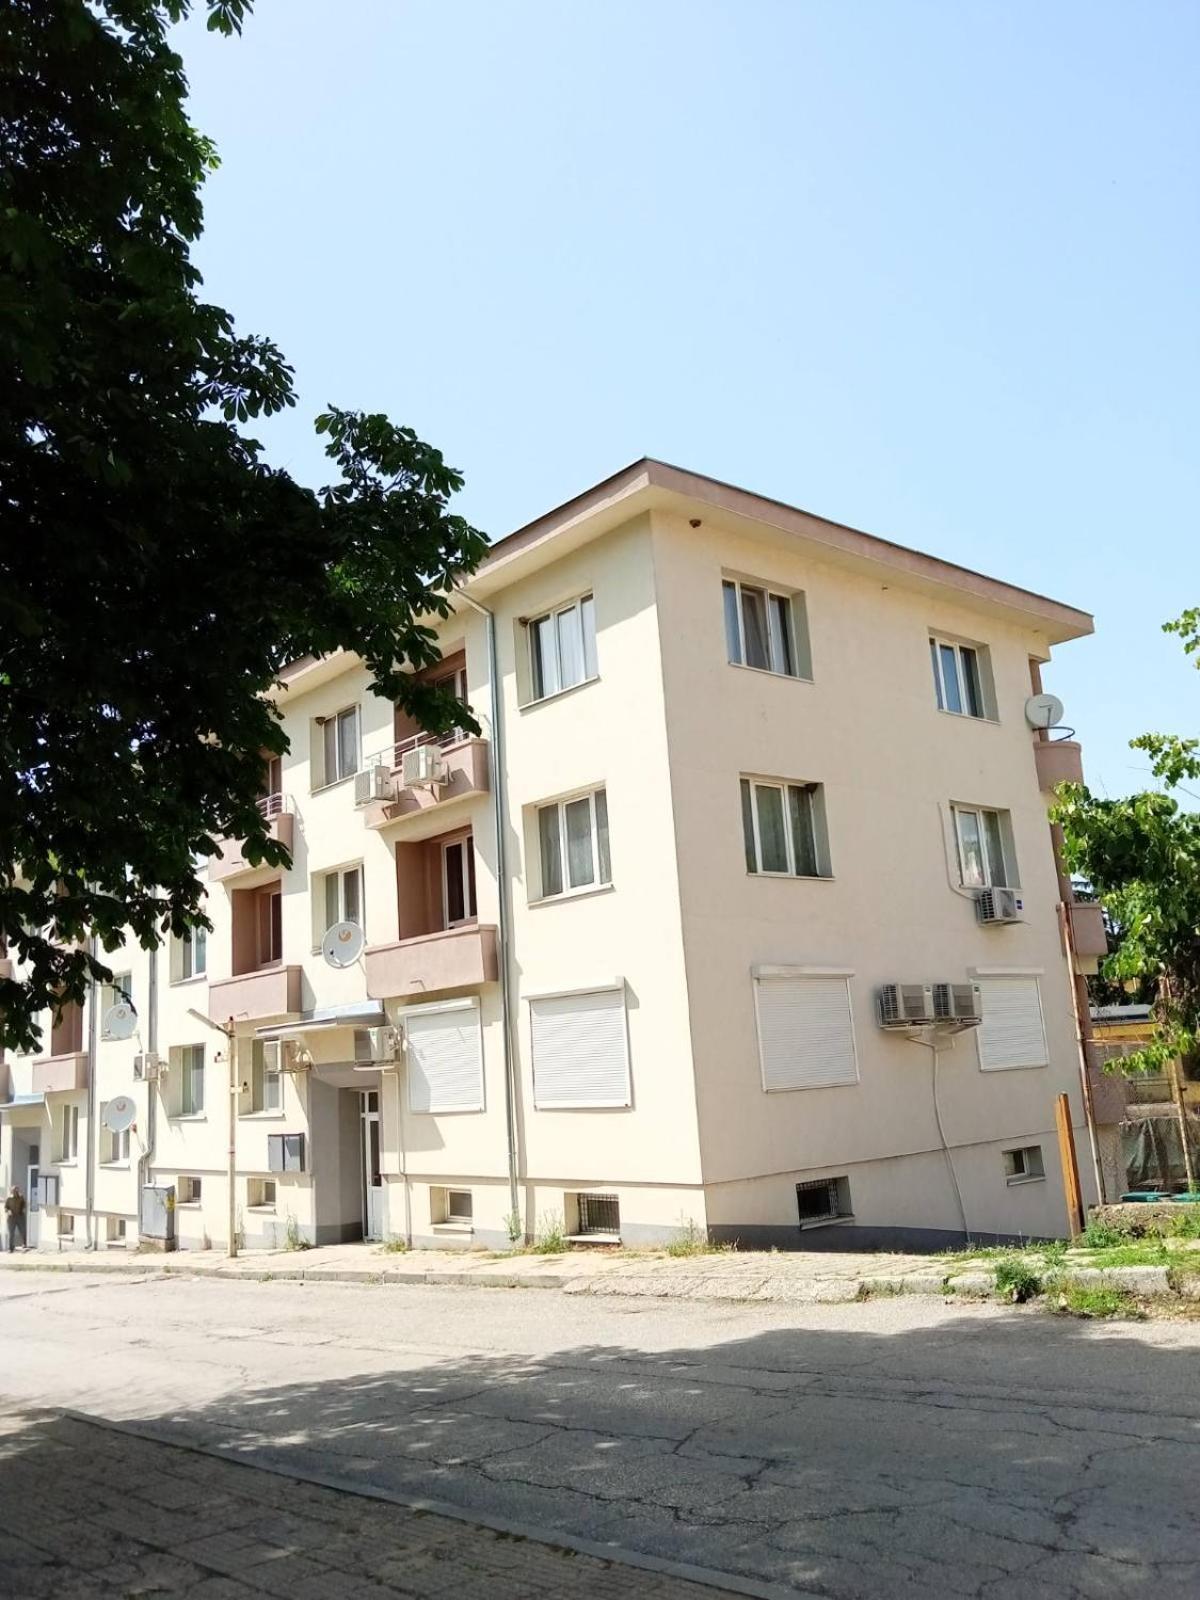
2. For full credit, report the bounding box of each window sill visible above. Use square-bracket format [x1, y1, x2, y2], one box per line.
[239, 1112, 285, 1121]
[432, 1221, 474, 1235]
[528, 882, 615, 910]
[520, 675, 599, 713]
[729, 661, 813, 686]
[55, 1160, 78, 1169]
[1005, 1176, 1046, 1187]
[169, 974, 209, 988]
[310, 774, 357, 797]
[169, 1114, 208, 1124]
[747, 871, 834, 883]
[246, 1205, 276, 1214]
[937, 708, 999, 726]
[99, 1162, 131, 1171]
[175, 1202, 202, 1210]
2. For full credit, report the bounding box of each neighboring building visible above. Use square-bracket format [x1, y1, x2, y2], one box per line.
[1090, 1004, 1200, 1196]
[1, 460, 1109, 1251]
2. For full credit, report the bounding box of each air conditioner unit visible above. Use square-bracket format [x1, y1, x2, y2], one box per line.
[877, 983, 936, 1027]
[354, 1025, 399, 1065]
[354, 766, 394, 807]
[133, 1052, 162, 1081]
[976, 887, 1023, 926]
[402, 743, 445, 789]
[932, 982, 983, 1024]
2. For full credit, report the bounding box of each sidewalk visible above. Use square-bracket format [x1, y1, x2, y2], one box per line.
[2, 1235, 1197, 1308]
[0, 1410, 764, 1599]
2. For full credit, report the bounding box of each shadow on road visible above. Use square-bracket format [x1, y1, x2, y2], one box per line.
[33, 1305, 1192, 1598]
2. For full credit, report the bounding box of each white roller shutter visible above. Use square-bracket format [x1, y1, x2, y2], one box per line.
[754, 975, 858, 1091]
[531, 987, 630, 1108]
[977, 978, 1048, 1071]
[405, 1002, 484, 1113]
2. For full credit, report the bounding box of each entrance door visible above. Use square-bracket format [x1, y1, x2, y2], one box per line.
[25, 1144, 40, 1249]
[360, 1091, 383, 1240]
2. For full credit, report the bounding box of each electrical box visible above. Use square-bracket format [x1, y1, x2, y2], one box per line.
[140, 1184, 177, 1248]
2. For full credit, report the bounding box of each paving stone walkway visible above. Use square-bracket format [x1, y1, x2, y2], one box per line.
[0, 1411, 750, 1599]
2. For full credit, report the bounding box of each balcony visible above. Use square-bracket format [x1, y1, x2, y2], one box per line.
[361, 737, 489, 836]
[32, 1051, 89, 1094]
[209, 796, 295, 885]
[365, 925, 498, 1002]
[209, 964, 303, 1022]
[1034, 738, 1084, 792]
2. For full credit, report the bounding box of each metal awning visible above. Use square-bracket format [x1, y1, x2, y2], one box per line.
[0, 1093, 46, 1124]
[254, 1002, 387, 1042]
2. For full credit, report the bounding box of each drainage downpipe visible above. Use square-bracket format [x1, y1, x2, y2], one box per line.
[140, 945, 158, 1229]
[84, 933, 99, 1249]
[459, 592, 520, 1227]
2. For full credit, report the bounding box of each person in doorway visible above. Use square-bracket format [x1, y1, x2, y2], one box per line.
[5, 1185, 27, 1252]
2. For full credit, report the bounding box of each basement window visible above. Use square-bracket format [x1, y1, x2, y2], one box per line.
[796, 1176, 852, 1227]
[1003, 1146, 1045, 1185]
[571, 1192, 620, 1238]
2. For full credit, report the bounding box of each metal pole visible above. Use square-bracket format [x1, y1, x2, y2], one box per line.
[227, 1018, 238, 1258]
[84, 934, 99, 1250]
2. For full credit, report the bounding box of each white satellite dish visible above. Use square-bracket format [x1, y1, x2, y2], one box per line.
[1024, 693, 1064, 731]
[321, 920, 365, 969]
[102, 1002, 138, 1041]
[102, 1095, 137, 1134]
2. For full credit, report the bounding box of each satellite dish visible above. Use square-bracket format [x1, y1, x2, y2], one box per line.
[321, 920, 365, 969]
[102, 1002, 138, 1041]
[102, 1095, 137, 1134]
[1024, 693, 1064, 731]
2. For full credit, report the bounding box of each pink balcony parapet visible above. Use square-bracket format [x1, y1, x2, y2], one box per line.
[1034, 739, 1084, 792]
[32, 1051, 89, 1094]
[365, 925, 498, 1001]
[209, 811, 294, 884]
[363, 739, 489, 830]
[208, 964, 302, 1022]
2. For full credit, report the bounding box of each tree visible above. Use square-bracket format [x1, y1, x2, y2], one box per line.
[1053, 610, 1200, 1074]
[0, 0, 487, 1052]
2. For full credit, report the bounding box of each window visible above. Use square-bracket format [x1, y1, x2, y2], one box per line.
[930, 637, 990, 719]
[98, 972, 132, 1018]
[753, 972, 858, 1091]
[57, 1211, 75, 1238]
[433, 667, 470, 745]
[432, 1186, 474, 1225]
[741, 779, 828, 877]
[537, 788, 610, 898]
[57, 1102, 80, 1162]
[267, 1132, 307, 1173]
[723, 579, 809, 678]
[319, 864, 363, 941]
[443, 838, 478, 926]
[105, 1217, 126, 1246]
[529, 594, 597, 701]
[405, 1001, 484, 1113]
[262, 753, 283, 804]
[796, 1176, 852, 1225]
[177, 1044, 205, 1116]
[318, 705, 359, 787]
[530, 986, 631, 1109]
[176, 927, 207, 981]
[1003, 1146, 1046, 1184]
[952, 805, 1015, 889]
[257, 886, 283, 966]
[100, 1108, 130, 1165]
[247, 1177, 276, 1209]
[574, 1192, 620, 1236]
[244, 1040, 282, 1115]
[177, 1175, 202, 1205]
[977, 978, 1048, 1071]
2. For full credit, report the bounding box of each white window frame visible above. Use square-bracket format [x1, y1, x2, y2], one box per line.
[1003, 1145, 1046, 1184]
[529, 981, 632, 1110]
[442, 837, 477, 928]
[741, 777, 827, 878]
[404, 997, 485, 1115]
[99, 1108, 131, 1166]
[177, 927, 207, 981]
[256, 885, 283, 967]
[317, 864, 364, 944]
[317, 705, 360, 788]
[58, 1102, 80, 1163]
[952, 804, 1015, 889]
[528, 593, 598, 702]
[177, 1044, 205, 1117]
[535, 787, 611, 900]
[930, 636, 990, 719]
[98, 972, 132, 1018]
[723, 578, 808, 679]
[752, 967, 860, 1093]
[975, 975, 1049, 1072]
[243, 1040, 283, 1116]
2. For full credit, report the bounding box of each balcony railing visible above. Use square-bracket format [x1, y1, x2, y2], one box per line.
[1034, 738, 1084, 792]
[209, 797, 295, 883]
[209, 964, 303, 1021]
[360, 735, 489, 830]
[365, 925, 498, 1001]
[32, 1050, 89, 1094]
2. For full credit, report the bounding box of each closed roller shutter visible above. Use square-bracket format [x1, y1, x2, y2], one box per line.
[406, 1002, 484, 1112]
[977, 978, 1048, 1071]
[754, 975, 858, 1091]
[531, 987, 630, 1108]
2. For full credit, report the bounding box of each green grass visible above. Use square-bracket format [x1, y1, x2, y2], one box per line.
[378, 1237, 408, 1254]
[994, 1258, 1043, 1303]
[1053, 1283, 1144, 1320]
[664, 1216, 734, 1257]
[1076, 1240, 1170, 1268]
[532, 1212, 568, 1255]
[1080, 1219, 1127, 1249]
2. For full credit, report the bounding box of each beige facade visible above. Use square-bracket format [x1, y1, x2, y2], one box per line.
[1, 461, 1101, 1252]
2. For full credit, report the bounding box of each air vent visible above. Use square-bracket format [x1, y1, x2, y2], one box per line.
[877, 983, 936, 1027]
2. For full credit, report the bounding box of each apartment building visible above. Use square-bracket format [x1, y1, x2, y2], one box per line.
[0, 459, 1111, 1253]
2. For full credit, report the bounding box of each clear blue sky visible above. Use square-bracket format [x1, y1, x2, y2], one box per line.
[178, 1, 1198, 799]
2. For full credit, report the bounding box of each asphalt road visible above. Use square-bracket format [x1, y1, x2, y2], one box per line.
[1, 1270, 1197, 1598]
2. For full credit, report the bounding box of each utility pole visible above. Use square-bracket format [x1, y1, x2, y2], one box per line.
[187, 1008, 239, 1258]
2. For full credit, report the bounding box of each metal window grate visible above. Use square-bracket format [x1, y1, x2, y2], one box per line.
[577, 1192, 620, 1235]
[796, 1178, 845, 1224]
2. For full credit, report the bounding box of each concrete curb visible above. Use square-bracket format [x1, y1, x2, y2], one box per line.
[59, 1408, 811, 1600]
